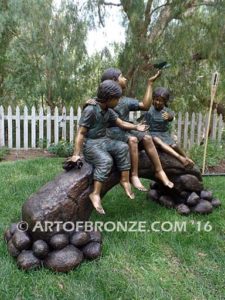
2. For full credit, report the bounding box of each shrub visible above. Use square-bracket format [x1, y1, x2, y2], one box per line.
[0, 147, 10, 161]
[188, 141, 225, 169]
[47, 140, 73, 157]
[38, 138, 48, 149]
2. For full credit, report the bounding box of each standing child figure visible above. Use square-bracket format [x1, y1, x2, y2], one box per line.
[143, 87, 194, 166]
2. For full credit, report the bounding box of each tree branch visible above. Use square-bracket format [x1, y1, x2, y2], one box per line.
[148, 0, 217, 44]
[150, 2, 171, 18]
[144, 0, 154, 33]
[148, 4, 174, 44]
[120, 0, 132, 24]
[180, 0, 218, 18]
[102, 1, 122, 6]
[97, 3, 105, 27]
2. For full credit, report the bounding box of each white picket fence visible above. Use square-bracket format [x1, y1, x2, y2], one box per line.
[0, 106, 224, 150]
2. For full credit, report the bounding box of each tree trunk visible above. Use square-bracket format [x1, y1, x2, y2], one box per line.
[21, 150, 203, 241]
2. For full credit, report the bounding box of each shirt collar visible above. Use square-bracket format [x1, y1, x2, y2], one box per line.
[96, 103, 108, 115]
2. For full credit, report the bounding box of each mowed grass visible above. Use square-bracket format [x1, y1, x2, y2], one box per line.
[0, 158, 225, 300]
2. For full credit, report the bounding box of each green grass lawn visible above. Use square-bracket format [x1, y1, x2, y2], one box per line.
[0, 158, 225, 300]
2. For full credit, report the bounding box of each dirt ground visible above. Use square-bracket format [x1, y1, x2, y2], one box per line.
[2, 149, 225, 174]
[207, 159, 225, 174]
[4, 149, 56, 161]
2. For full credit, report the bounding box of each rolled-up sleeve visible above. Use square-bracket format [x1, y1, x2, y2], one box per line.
[108, 109, 119, 123]
[127, 98, 140, 111]
[79, 106, 95, 128]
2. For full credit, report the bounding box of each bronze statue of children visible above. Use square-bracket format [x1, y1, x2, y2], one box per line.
[100, 68, 174, 190]
[71, 80, 148, 215]
[143, 87, 193, 165]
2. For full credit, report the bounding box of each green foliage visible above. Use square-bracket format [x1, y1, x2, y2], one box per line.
[189, 141, 225, 169]
[1, 0, 225, 114]
[115, 1, 225, 112]
[0, 147, 9, 161]
[37, 138, 48, 149]
[159, 6, 225, 113]
[1, 0, 88, 108]
[47, 140, 73, 157]
[0, 0, 18, 100]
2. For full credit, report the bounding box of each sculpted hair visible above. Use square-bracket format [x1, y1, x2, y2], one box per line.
[101, 68, 122, 82]
[153, 87, 170, 103]
[97, 80, 122, 102]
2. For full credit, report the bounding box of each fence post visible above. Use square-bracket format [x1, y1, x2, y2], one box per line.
[197, 112, 202, 146]
[47, 106, 51, 148]
[190, 112, 195, 147]
[54, 107, 59, 145]
[0, 106, 5, 147]
[129, 111, 134, 123]
[183, 112, 189, 149]
[31, 106, 36, 148]
[62, 106, 67, 140]
[211, 109, 217, 140]
[39, 107, 44, 144]
[177, 112, 182, 144]
[70, 107, 74, 143]
[217, 114, 223, 142]
[8, 106, 13, 149]
[136, 111, 141, 120]
[24, 106, 28, 149]
[16, 106, 20, 149]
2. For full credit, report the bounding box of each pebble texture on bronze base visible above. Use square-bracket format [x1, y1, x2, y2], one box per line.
[4, 227, 102, 272]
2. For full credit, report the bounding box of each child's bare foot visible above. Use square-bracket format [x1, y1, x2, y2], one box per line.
[155, 170, 174, 189]
[89, 193, 105, 215]
[178, 155, 194, 167]
[178, 155, 189, 166]
[186, 157, 194, 166]
[131, 176, 148, 192]
[120, 181, 135, 199]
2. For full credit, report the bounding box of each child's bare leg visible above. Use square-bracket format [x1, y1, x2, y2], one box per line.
[172, 144, 186, 157]
[89, 181, 105, 215]
[172, 144, 194, 166]
[128, 136, 147, 191]
[120, 170, 135, 199]
[153, 137, 193, 166]
[142, 135, 174, 188]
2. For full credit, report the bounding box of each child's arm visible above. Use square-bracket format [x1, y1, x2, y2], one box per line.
[139, 71, 161, 111]
[71, 126, 87, 162]
[115, 118, 149, 132]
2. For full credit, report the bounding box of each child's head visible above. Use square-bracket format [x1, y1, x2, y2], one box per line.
[153, 87, 170, 111]
[97, 80, 122, 108]
[101, 68, 127, 89]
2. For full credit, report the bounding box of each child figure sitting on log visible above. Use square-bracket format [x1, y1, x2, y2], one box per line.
[71, 80, 148, 215]
[142, 87, 193, 166]
[99, 68, 174, 191]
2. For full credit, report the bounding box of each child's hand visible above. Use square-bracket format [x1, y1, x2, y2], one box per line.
[71, 155, 81, 163]
[162, 111, 172, 121]
[148, 70, 161, 84]
[86, 98, 97, 105]
[136, 123, 149, 132]
[63, 155, 83, 171]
